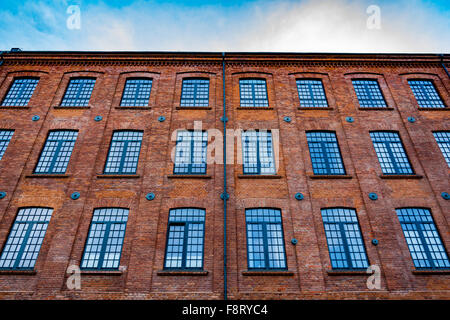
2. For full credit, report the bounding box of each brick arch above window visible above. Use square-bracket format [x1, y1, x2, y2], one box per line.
[0, 71, 48, 108]
[344, 73, 397, 110]
[113, 71, 160, 109]
[52, 71, 104, 108]
[232, 72, 275, 109]
[173, 71, 216, 110]
[399, 73, 448, 110]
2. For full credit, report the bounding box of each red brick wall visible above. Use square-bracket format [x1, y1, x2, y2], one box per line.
[0, 52, 448, 300]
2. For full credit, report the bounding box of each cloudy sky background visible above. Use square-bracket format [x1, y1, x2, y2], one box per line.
[0, 0, 449, 53]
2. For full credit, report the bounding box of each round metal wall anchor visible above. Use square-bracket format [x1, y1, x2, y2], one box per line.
[407, 117, 416, 123]
[220, 193, 230, 200]
[291, 238, 298, 245]
[372, 239, 379, 246]
[220, 117, 228, 123]
[368, 192, 378, 200]
[295, 193, 304, 200]
[94, 116, 103, 122]
[284, 116, 292, 123]
[346, 117, 354, 123]
[441, 192, 450, 200]
[70, 192, 80, 200]
[32, 115, 40, 121]
[158, 116, 166, 122]
[145, 192, 155, 201]
[0, 192, 6, 199]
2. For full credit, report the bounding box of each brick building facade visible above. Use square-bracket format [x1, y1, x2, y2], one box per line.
[0, 51, 448, 300]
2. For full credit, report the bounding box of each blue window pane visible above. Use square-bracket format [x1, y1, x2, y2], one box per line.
[408, 80, 446, 109]
[352, 79, 387, 108]
[433, 131, 450, 167]
[396, 208, 450, 270]
[81, 208, 129, 270]
[242, 131, 275, 175]
[296, 79, 328, 108]
[306, 131, 346, 175]
[0, 130, 14, 160]
[180, 78, 209, 107]
[164, 208, 206, 270]
[245, 208, 287, 270]
[0, 207, 53, 270]
[239, 79, 269, 107]
[173, 130, 208, 174]
[34, 130, 78, 174]
[60, 78, 95, 107]
[104, 131, 143, 174]
[321, 208, 369, 270]
[370, 131, 413, 175]
[1, 78, 39, 106]
[120, 78, 152, 107]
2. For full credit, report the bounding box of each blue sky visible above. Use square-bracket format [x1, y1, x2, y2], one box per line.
[0, 0, 449, 52]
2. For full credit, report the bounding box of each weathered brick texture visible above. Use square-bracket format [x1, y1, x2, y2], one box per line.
[0, 52, 448, 300]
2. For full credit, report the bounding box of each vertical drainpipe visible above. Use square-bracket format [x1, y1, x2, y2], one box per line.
[221, 52, 228, 300]
[438, 54, 450, 79]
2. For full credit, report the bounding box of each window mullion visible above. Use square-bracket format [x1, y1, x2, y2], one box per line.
[256, 133, 261, 174]
[384, 142, 400, 174]
[415, 222, 436, 269]
[181, 223, 189, 269]
[98, 222, 111, 269]
[419, 84, 430, 103]
[12, 222, 34, 269]
[74, 82, 82, 103]
[189, 133, 194, 174]
[251, 83, 256, 106]
[17, 82, 27, 102]
[134, 83, 140, 105]
[308, 84, 315, 105]
[262, 223, 269, 269]
[339, 222, 353, 270]
[193, 83, 198, 106]
[48, 140, 64, 173]
[321, 141, 331, 174]
[119, 141, 129, 173]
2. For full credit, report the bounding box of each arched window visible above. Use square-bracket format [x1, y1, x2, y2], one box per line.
[164, 208, 206, 269]
[0, 207, 54, 270]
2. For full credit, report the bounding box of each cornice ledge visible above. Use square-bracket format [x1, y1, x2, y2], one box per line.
[3, 57, 443, 68]
[3, 58, 223, 67]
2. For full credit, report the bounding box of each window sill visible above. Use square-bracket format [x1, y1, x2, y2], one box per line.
[309, 174, 352, 179]
[53, 106, 91, 109]
[0, 270, 37, 275]
[327, 270, 368, 276]
[167, 174, 212, 179]
[418, 107, 448, 111]
[379, 174, 423, 179]
[96, 174, 140, 179]
[242, 270, 294, 276]
[412, 269, 450, 275]
[115, 106, 151, 110]
[358, 107, 394, 111]
[26, 174, 70, 178]
[176, 106, 212, 110]
[237, 174, 282, 179]
[298, 107, 333, 110]
[237, 107, 273, 110]
[157, 270, 209, 276]
[80, 270, 123, 276]
[0, 106, 31, 109]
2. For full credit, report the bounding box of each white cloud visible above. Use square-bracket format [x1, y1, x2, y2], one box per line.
[0, 0, 448, 52]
